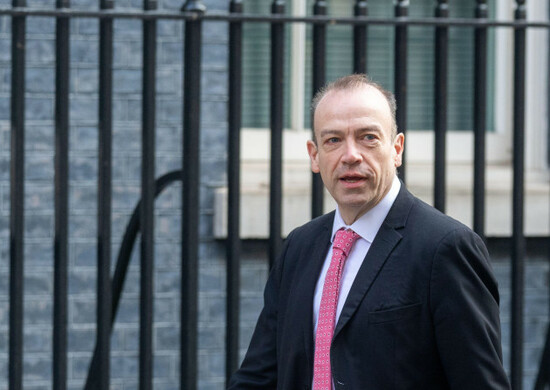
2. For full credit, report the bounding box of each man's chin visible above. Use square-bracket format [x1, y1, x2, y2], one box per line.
[336, 197, 374, 212]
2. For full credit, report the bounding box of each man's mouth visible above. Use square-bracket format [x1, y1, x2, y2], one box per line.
[340, 175, 365, 183]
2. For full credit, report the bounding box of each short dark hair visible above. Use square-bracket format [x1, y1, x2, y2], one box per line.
[311, 74, 398, 143]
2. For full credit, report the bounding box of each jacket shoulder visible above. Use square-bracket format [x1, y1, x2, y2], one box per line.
[285, 210, 334, 241]
[395, 188, 476, 236]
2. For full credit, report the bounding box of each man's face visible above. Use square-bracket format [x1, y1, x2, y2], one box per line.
[307, 85, 404, 225]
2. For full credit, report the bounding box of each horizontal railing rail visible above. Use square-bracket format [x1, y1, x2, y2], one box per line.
[0, 7, 549, 27]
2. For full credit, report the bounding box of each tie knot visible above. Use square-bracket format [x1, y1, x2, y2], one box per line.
[333, 228, 360, 256]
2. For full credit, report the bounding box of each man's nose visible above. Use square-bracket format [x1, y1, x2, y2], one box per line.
[341, 140, 362, 164]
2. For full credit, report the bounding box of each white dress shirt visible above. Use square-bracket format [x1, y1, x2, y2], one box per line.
[313, 176, 401, 335]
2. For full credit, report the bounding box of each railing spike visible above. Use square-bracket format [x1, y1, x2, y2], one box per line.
[181, 0, 206, 13]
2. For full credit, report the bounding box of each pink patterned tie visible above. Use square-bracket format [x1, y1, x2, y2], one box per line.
[313, 228, 360, 390]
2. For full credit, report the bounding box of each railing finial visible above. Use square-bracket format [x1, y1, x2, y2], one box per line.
[395, 0, 409, 16]
[515, 0, 526, 19]
[436, 0, 449, 16]
[475, 0, 488, 19]
[181, 0, 206, 13]
[314, 0, 327, 8]
[355, 0, 367, 15]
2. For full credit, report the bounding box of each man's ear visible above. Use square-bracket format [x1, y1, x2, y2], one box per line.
[307, 140, 320, 173]
[393, 133, 405, 167]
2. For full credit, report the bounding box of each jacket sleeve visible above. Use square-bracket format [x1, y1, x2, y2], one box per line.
[430, 228, 511, 390]
[227, 232, 293, 389]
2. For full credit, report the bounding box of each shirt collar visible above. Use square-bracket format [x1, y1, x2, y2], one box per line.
[331, 176, 401, 243]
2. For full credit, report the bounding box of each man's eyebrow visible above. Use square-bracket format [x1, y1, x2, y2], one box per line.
[319, 129, 343, 138]
[357, 124, 383, 133]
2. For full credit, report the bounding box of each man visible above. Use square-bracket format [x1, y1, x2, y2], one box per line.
[228, 74, 510, 389]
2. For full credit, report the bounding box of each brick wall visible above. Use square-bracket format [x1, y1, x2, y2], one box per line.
[0, 0, 235, 388]
[490, 239, 550, 390]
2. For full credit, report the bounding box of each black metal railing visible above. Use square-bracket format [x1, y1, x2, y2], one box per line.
[9, 0, 25, 389]
[226, 0, 243, 381]
[1, 0, 548, 389]
[180, 2, 204, 389]
[53, 0, 70, 389]
[511, 3, 527, 389]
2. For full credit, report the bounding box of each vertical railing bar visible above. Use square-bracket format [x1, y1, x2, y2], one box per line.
[353, 0, 367, 74]
[180, 1, 205, 389]
[511, 1, 526, 389]
[269, 0, 285, 269]
[53, 0, 70, 388]
[434, 0, 448, 213]
[311, 0, 326, 219]
[226, 0, 243, 384]
[394, 0, 408, 184]
[97, 0, 114, 387]
[140, 0, 157, 388]
[9, 0, 26, 387]
[473, 0, 488, 239]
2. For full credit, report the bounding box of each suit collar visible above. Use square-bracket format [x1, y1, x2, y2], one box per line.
[333, 184, 415, 338]
[381, 180, 414, 229]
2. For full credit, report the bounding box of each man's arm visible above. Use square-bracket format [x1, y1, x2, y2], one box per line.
[430, 228, 511, 389]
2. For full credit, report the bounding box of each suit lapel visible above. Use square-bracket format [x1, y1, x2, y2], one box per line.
[333, 185, 414, 338]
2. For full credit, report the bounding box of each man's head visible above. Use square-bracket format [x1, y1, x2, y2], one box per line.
[307, 74, 404, 225]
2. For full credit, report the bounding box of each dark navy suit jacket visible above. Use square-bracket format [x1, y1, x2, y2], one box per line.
[228, 185, 511, 390]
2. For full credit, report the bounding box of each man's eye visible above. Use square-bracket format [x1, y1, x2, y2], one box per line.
[363, 134, 376, 141]
[327, 137, 340, 143]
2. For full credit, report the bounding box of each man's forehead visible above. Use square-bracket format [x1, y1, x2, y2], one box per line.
[312, 84, 395, 141]
[316, 85, 391, 118]
[317, 85, 389, 111]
